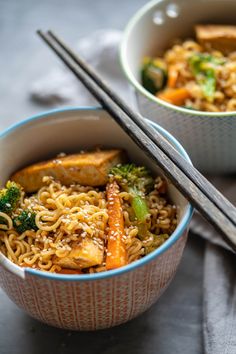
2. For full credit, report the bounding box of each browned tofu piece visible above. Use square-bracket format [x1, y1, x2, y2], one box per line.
[195, 25, 236, 53]
[54, 238, 104, 269]
[11, 149, 126, 192]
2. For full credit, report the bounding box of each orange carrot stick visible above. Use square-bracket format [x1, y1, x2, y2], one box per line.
[106, 180, 127, 270]
[157, 87, 190, 106]
[167, 65, 178, 88]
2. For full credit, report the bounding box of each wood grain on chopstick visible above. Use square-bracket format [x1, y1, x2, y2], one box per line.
[37, 30, 236, 249]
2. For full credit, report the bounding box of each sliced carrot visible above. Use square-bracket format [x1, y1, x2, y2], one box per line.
[106, 180, 127, 270]
[21, 262, 33, 268]
[157, 87, 191, 106]
[167, 65, 179, 88]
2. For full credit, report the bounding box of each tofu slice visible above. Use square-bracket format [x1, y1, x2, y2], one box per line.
[54, 237, 104, 269]
[195, 25, 236, 53]
[11, 149, 126, 192]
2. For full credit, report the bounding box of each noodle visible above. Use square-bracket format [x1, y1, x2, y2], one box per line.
[143, 39, 236, 112]
[0, 176, 177, 273]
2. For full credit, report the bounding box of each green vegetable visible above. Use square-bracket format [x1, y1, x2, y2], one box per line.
[189, 53, 225, 74]
[13, 210, 38, 234]
[189, 53, 225, 101]
[141, 59, 167, 94]
[109, 164, 154, 223]
[0, 216, 7, 226]
[201, 69, 216, 100]
[0, 181, 21, 214]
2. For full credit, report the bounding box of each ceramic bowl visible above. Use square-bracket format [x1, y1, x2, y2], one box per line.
[120, 0, 236, 174]
[0, 107, 193, 330]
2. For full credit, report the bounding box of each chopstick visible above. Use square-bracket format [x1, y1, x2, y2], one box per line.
[37, 30, 236, 249]
[46, 30, 236, 227]
[47, 30, 236, 226]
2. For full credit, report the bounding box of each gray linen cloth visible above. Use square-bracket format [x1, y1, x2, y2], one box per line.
[30, 30, 236, 354]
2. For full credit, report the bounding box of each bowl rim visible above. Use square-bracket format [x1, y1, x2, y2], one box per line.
[120, 0, 236, 118]
[0, 106, 193, 281]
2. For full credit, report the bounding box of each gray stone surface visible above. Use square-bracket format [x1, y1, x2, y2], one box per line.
[0, 0, 146, 129]
[0, 1, 204, 353]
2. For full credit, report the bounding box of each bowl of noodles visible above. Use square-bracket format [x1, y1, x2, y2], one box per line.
[120, 0, 236, 174]
[0, 107, 192, 330]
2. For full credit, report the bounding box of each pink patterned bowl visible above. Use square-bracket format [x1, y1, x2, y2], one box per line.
[0, 107, 193, 330]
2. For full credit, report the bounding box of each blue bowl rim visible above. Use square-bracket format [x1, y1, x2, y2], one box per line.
[120, 0, 236, 118]
[0, 106, 193, 281]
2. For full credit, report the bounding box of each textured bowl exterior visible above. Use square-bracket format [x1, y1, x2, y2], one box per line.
[136, 92, 236, 174]
[0, 231, 187, 330]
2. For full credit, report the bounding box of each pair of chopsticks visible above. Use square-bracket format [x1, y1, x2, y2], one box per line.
[37, 30, 236, 250]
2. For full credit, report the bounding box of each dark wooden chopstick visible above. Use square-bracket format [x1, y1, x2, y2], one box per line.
[47, 30, 236, 228]
[37, 30, 236, 249]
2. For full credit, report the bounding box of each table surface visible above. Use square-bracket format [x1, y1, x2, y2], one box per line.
[0, 1, 204, 353]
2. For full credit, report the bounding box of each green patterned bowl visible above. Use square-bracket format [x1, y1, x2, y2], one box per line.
[120, 0, 236, 174]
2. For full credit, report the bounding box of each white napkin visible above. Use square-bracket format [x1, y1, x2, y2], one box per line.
[30, 30, 236, 353]
[31, 30, 128, 106]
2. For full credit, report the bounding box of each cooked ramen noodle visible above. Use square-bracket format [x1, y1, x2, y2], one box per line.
[141, 25, 236, 112]
[0, 150, 177, 274]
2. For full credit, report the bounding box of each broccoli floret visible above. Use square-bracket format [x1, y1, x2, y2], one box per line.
[13, 210, 38, 234]
[0, 181, 21, 214]
[109, 164, 154, 223]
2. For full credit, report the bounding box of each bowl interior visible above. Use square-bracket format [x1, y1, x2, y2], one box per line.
[0, 108, 189, 216]
[122, 0, 236, 84]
